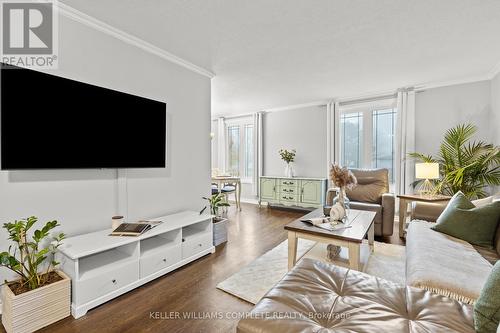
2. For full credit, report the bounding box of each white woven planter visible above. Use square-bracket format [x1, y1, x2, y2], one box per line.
[1, 271, 70, 333]
[213, 218, 228, 246]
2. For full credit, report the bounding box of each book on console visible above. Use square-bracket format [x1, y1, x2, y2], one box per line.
[110, 220, 163, 236]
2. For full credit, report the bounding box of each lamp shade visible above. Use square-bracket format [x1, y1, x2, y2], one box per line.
[415, 163, 439, 179]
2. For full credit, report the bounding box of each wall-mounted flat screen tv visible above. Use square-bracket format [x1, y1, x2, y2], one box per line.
[1, 64, 166, 169]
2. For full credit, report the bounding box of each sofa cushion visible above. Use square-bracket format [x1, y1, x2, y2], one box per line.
[431, 192, 500, 248]
[237, 258, 474, 333]
[345, 168, 389, 204]
[474, 261, 500, 333]
[407, 220, 492, 304]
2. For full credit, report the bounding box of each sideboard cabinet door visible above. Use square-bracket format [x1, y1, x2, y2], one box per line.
[260, 178, 276, 200]
[300, 180, 322, 205]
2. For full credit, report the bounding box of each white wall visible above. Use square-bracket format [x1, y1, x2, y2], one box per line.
[414, 80, 493, 155]
[263, 105, 327, 177]
[0, 14, 211, 281]
[491, 72, 500, 144]
[210, 106, 327, 201]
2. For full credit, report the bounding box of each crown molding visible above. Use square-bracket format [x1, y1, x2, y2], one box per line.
[55, 2, 215, 79]
[414, 73, 491, 92]
[214, 69, 497, 117]
[264, 100, 329, 113]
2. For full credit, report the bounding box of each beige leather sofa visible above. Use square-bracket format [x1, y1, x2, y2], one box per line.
[327, 168, 395, 236]
[237, 259, 474, 333]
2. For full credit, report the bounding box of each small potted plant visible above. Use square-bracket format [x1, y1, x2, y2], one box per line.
[1, 217, 70, 333]
[203, 193, 230, 246]
[279, 149, 296, 177]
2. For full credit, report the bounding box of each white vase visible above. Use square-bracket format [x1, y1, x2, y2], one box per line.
[284, 163, 294, 177]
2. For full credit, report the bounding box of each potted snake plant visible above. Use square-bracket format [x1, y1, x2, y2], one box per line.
[0, 217, 70, 333]
[202, 193, 230, 246]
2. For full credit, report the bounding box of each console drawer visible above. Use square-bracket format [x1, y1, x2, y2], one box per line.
[280, 186, 298, 194]
[140, 245, 182, 278]
[279, 193, 298, 203]
[279, 179, 298, 187]
[75, 261, 139, 305]
[182, 233, 212, 259]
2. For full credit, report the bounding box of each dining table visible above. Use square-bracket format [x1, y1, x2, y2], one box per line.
[211, 176, 242, 211]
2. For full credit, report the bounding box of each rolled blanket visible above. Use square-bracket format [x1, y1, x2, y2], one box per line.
[406, 220, 492, 304]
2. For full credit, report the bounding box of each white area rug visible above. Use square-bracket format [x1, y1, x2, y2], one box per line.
[217, 239, 406, 305]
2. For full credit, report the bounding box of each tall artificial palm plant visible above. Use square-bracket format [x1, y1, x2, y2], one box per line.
[409, 124, 500, 199]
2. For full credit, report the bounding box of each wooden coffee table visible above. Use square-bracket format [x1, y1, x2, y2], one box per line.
[285, 208, 376, 271]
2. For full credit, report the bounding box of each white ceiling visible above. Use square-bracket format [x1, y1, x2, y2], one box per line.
[61, 0, 500, 116]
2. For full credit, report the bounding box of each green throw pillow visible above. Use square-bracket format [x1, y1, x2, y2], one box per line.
[431, 191, 500, 248]
[474, 261, 500, 333]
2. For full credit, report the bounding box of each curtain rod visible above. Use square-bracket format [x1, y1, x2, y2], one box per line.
[211, 112, 257, 121]
[212, 92, 399, 120]
[338, 93, 397, 107]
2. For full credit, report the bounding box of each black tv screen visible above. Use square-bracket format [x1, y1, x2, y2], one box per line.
[1, 64, 166, 169]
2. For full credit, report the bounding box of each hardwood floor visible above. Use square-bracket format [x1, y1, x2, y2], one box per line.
[0, 204, 403, 333]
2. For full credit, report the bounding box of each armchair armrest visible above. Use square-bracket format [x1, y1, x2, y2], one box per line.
[326, 188, 339, 206]
[411, 201, 447, 222]
[381, 193, 395, 236]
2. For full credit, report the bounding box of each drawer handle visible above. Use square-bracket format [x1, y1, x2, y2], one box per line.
[112, 279, 117, 284]
[182, 238, 185, 242]
[198, 243, 202, 247]
[283, 189, 288, 192]
[163, 258, 167, 262]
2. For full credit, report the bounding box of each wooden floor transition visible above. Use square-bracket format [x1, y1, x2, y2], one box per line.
[0, 204, 403, 333]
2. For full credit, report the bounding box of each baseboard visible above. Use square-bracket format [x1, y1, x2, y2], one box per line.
[228, 198, 259, 205]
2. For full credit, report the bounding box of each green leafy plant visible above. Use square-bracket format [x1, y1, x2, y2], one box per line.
[409, 124, 500, 199]
[279, 149, 296, 164]
[202, 193, 230, 217]
[0, 217, 65, 290]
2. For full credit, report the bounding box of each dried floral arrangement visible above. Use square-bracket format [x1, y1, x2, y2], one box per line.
[329, 163, 357, 190]
[279, 149, 296, 164]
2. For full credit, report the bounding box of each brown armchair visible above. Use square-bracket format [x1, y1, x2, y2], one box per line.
[327, 168, 395, 236]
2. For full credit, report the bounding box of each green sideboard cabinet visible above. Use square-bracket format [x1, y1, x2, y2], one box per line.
[259, 176, 327, 210]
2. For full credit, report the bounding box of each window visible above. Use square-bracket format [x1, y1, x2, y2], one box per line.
[340, 106, 397, 184]
[372, 109, 396, 182]
[226, 119, 254, 182]
[340, 112, 363, 169]
[244, 125, 254, 178]
[227, 125, 240, 175]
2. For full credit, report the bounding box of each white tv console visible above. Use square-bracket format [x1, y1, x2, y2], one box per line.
[57, 211, 215, 318]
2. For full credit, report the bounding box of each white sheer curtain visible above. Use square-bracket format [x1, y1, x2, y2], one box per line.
[252, 112, 264, 196]
[395, 88, 416, 195]
[326, 100, 340, 185]
[216, 117, 226, 174]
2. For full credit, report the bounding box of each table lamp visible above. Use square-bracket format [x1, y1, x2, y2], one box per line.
[415, 163, 439, 195]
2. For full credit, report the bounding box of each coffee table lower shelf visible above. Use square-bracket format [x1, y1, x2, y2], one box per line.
[302, 241, 374, 271]
[287, 230, 373, 271]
